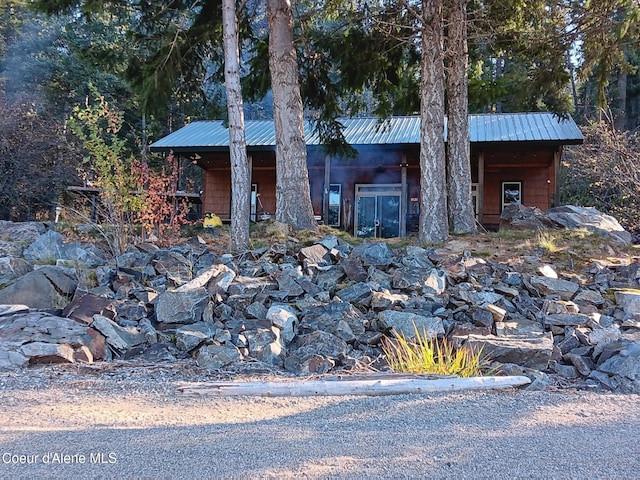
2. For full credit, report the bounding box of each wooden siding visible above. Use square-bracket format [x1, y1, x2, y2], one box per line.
[475, 146, 556, 226]
[197, 143, 559, 232]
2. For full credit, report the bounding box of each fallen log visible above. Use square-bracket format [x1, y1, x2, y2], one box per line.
[176, 375, 531, 397]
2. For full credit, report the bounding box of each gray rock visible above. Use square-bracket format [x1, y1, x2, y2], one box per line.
[341, 255, 368, 282]
[614, 290, 640, 315]
[0, 304, 29, 316]
[530, 276, 579, 300]
[545, 313, 590, 326]
[370, 290, 409, 310]
[0, 266, 77, 309]
[275, 271, 305, 297]
[0, 240, 25, 258]
[298, 244, 331, 266]
[155, 288, 210, 324]
[0, 348, 29, 370]
[244, 328, 284, 365]
[353, 242, 394, 268]
[378, 310, 444, 340]
[499, 204, 562, 231]
[495, 316, 545, 337]
[90, 315, 147, 358]
[175, 263, 235, 293]
[284, 354, 335, 375]
[465, 333, 554, 370]
[596, 342, 640, 393]
[301, 301, 367, 337]
[22, 230, 65, 262]
[175, 322, 218, 352]
[18, 341, 75, 364]
[196, 344, 242, 369]
[267, 305, 297, 344]
[564, 352, 595, 376]
[289, 330, 349, 361]
[0, 257, 31, 285]
[0, 220, 46, 243]
[335, 282, 372, 304]
[547, 205, 632, 245]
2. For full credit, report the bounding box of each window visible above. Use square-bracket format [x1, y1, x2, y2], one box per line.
[250, 183, 258, 221]
[328, 184, 341, 226]
[501, 181, 522, 211]
[471, 183, 479, 220]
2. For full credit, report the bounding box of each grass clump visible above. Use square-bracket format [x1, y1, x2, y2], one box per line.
[382, 324, 487, 378]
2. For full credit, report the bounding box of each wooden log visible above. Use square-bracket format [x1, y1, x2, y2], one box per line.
[176, 375, 531, 397]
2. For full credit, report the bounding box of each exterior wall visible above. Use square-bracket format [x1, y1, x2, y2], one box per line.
[198, 143, 560, 232]
[473, 146, 557, 227]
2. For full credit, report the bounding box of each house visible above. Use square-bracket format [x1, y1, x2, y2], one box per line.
[149, 113, 584, 237]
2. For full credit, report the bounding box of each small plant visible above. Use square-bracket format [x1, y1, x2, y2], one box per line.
[535, 229, 561, 253]
[382, 324, 488, 377]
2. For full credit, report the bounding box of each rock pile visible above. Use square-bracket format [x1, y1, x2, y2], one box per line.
[1, 220, 640, 393]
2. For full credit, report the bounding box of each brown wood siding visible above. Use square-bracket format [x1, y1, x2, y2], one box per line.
[203, 169, 231, 219]
[475, 146, 555, 225]
[197, 144, 561, 231]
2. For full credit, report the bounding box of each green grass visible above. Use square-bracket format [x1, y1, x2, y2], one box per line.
[382, 324, 488, 377]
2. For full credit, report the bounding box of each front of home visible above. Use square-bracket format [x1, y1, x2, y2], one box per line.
[150, 113, 584, 237]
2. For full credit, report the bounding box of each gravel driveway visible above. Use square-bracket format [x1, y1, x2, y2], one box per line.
[1, 363, 639, 479]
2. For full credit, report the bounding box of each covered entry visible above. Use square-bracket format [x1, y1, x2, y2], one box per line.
[355, 184, 402, 238]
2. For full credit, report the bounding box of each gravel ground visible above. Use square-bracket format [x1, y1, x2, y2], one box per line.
[1, 361, 639, 479]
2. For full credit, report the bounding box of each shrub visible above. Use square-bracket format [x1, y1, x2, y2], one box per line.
[562, 119, 640, 235]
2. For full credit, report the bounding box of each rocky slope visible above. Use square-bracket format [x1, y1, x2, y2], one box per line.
[1, 219, 639, 393]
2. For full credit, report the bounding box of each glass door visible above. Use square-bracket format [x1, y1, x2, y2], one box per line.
[355, 184, 402, 238]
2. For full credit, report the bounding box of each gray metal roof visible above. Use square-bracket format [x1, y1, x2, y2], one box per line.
[149, 112, 583, 152]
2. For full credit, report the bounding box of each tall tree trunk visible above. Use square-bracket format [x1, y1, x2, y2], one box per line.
[222, 0, 250, 252]
[445, 0, 475, 234]
[267, 0, 317, 231]
[419, 0, 448, 243]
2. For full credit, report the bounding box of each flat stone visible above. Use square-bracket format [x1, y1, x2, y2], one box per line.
[545, 313, 590, 326]
[155, 288, 210, 324]
[196, 344, 242, 369]
[62, 292, 115, 324]
[495, 316, 544, 337]
[298, 244, 331, 266]
[465, 333, 554, 370]
[335, 282, 372, 304]
[19, 341, 75, 364]
[378, 310, 444, 340]
[530, 276, 579, 300]
[341, 255, 368, 282]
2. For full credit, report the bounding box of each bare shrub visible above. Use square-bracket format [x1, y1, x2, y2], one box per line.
[562, 118, 640, 235]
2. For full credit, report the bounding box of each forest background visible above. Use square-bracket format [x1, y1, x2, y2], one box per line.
[1, 0, 639, 248]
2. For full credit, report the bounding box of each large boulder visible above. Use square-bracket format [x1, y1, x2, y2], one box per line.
[0, 311, 107, 366]
[0, 266, 77, 309]
[547, 205, 632, 245]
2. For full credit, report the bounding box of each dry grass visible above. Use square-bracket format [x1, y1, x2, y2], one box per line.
[382, 325, 489, 378]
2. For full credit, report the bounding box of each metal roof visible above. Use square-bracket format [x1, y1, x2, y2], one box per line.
[149, 112, 583, 152]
